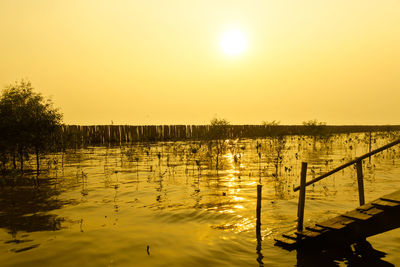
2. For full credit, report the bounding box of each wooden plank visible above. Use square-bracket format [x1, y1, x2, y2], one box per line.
[356, 203, 375, 212]
[315, 222, 345, 230]
[274, 235, 298, 245]
[305, 225, 327, 233]
[316, 216, 354, 230]
[274, 236, 297, 250]
[295, 230, 321, 238]
[363, 207, 384, 216]
[372, 199, 399, 209]
[341, 210, 372, 221]
[274, 237, 296, 245]
[379, 190, 400, 203]
[380, 197, 400, 204]
[282, 233, 298, 240]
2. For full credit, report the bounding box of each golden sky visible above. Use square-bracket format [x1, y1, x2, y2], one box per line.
[0, 0, 399, 125]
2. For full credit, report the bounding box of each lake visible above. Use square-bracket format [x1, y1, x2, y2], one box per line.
[1, 132, 400, 266]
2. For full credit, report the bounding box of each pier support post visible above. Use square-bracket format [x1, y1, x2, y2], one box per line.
[369, 132, 372, 163]
[256, 184, 262, 236]
[256, 184, 263, 264]
[356, 160, 365, 206]
[297, 162, 307, 232]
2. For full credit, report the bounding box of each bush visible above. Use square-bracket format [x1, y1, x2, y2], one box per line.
[302, 119, 326, 134]
[0, 80, 63, 174]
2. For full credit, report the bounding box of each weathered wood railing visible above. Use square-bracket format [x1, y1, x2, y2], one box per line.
[294, 139, 400, 232]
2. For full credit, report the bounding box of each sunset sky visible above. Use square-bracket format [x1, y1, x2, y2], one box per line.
[0, 0, 399, 125]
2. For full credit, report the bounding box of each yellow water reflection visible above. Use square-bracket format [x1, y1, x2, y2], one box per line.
[211, 149, 257, 236]
[2, 133, 400, 266]
[232, 196, 245, 202]
[212, 216, 255, 234]
[224, 147, 246, 175]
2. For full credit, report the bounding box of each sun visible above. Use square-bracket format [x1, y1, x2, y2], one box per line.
[219, 29, 248, 56]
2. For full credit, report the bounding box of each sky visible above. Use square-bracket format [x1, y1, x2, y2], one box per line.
[0, 0, 399, 125]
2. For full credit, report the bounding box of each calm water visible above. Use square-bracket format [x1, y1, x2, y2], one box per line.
[1, 133, 400, 266]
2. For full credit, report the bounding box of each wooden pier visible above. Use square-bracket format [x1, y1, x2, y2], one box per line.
[275, 189, 400, 250]
[274, 139, 400, 251]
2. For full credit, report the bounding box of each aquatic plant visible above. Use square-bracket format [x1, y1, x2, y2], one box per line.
[272, 135, 287, 179]
[208, 117, 230, 171]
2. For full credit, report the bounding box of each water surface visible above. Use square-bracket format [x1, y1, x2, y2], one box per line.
[1, 133, 400, 266]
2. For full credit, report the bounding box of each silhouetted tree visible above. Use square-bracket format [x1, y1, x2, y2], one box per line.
[303, 119, 327, 136]
[208, 117, 230, 171]
[0, 80, 63, 174]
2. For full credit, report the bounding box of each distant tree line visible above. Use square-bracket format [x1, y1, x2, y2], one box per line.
[0, 80, 63, 175]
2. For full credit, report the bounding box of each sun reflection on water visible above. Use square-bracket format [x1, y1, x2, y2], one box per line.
[232, 196, 244, 202]
[212, 216, 255, 234]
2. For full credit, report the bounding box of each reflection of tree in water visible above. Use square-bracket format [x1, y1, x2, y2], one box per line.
[297, 240, 394, 267]
[0, 179, 68, 237]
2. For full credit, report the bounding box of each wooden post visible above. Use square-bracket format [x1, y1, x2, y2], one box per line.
[297, 162, 307, 232]
[369, 132, 372, 163]
[256, 184, 262, 236]
[256, 184, 264, 266]
[356, 160, 365, 206]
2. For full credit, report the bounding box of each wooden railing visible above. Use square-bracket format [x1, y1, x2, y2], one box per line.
[295, 139, 400, 232]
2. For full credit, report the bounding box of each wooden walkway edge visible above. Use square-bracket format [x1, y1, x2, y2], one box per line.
[274, 189, 400, 251]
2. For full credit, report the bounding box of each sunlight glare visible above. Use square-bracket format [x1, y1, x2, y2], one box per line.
[219, 29, 248, 56]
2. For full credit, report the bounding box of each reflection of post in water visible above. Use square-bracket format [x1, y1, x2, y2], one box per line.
[256, 184, 264, 266]
[296, 240, 393, 266]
